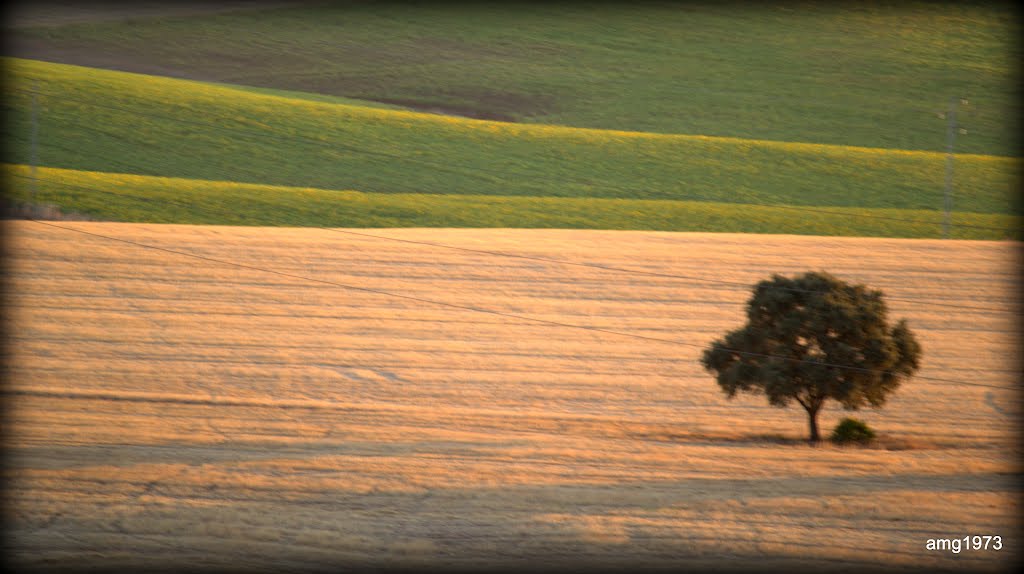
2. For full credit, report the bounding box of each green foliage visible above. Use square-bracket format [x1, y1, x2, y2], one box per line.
[701, 272, 923, 442]
[831, 418, 877, 445]
[7, 2, 1019, 155]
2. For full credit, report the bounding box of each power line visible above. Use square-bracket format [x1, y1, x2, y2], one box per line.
[10, 172, 1019, 314]
[22, 218, 1019, 392]
[11, 87, 1020, 234]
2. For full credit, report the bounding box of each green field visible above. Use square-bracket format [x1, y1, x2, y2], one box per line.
[5, 165, 1019, 240]
[5, 59, 1020, 226]
[6, 1, 1020, 155]
[3, 2, 1020, 238]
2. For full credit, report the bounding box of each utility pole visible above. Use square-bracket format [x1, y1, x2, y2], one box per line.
[30, 80, 39, 205]
[942, 96, 967, 239]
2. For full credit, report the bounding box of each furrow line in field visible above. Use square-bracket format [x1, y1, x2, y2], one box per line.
[3, 334, 723, 359]
[8, 403, 1013, 447]
[4, 386, 752, 423]
[10, 257, 1020, 290]
[30, 238, 1001, 269]
[9, 356, 1014, 388]
[11, 262, 1019, 296]
[10, 292, 1020, 320]
[8, 296, 741, 319]
[11, 256, 1019, 287]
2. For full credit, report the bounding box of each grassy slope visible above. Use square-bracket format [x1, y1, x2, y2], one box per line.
[203, 81, 413, 110]
[6, 1, 1020, 155]
[6, 165, 1019, 240]
[5, 59, 1019, 226]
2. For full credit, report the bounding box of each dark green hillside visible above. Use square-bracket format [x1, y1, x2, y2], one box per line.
[6, 59, 1018, 219]
[4, 58, 1019, 238]
[6, 1, 1020, 155]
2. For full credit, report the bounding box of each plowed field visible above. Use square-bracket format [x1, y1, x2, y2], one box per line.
[5, 222, 1020, 572]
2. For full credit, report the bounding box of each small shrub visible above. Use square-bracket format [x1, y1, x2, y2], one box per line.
[3, 199, 95, 221]
[830, 417, 876, 445]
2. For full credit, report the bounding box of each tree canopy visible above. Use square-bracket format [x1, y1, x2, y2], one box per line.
[700, 271, 922, 442]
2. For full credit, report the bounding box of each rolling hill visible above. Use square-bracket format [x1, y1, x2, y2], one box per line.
[6, 1, 1020, 155]
[5, 58, 1020, 238]
[5, 164, 1019, 240]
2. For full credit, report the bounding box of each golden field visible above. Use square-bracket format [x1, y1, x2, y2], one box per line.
[4, 221, 1021, 572]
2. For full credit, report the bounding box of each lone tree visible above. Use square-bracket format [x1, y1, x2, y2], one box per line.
[700, 271, 922, 443]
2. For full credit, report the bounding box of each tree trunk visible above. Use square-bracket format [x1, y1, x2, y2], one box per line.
[807, 406, 821, 443]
